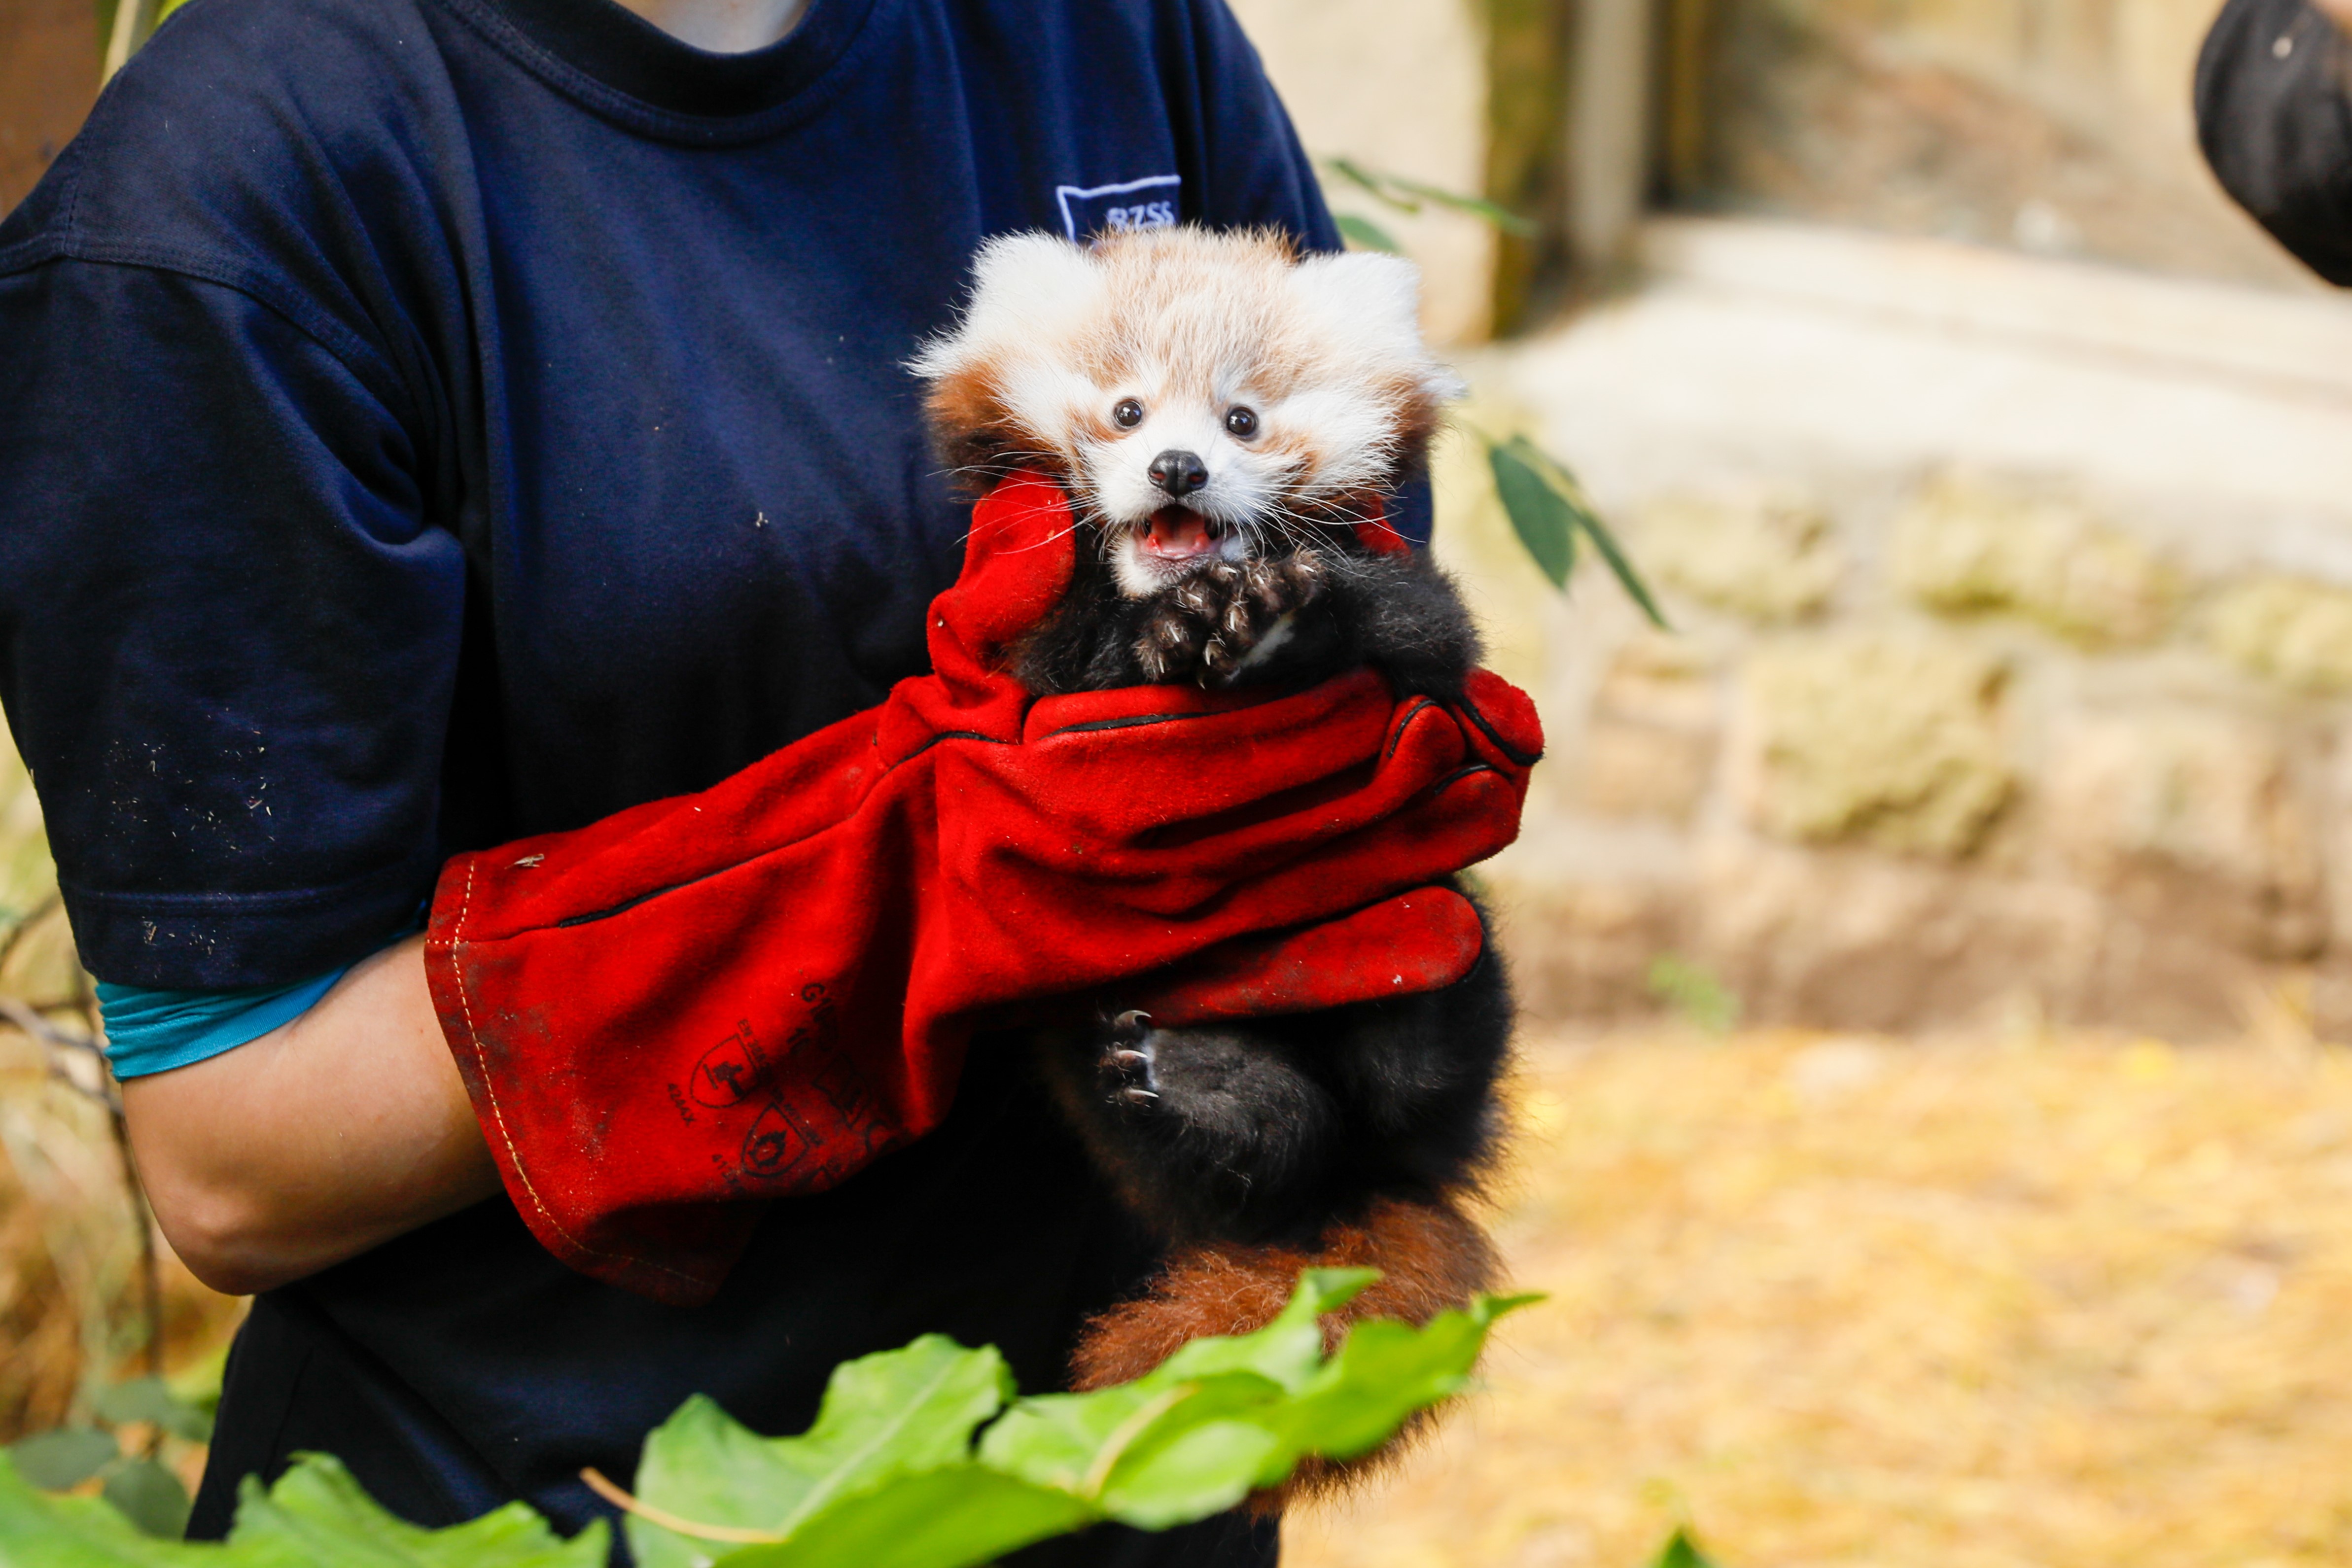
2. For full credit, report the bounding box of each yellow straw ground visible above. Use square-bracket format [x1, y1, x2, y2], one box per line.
[1285, 1027, 2352, 1568]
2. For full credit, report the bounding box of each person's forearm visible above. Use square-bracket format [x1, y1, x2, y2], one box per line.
[122, 934, 498, 1295]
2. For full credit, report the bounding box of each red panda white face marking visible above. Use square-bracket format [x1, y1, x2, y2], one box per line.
[911, 226, 1464, 595]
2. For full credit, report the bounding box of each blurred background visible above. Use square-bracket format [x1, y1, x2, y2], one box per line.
[7, 0, 2352, 1558]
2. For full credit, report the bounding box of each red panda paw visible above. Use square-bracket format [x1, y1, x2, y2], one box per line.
[1130, 557, 1326, 687]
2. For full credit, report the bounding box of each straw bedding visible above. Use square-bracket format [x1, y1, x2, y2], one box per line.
[1286, 1026, 2352, 1568]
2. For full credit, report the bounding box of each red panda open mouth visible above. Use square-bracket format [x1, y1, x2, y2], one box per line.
[1140, 506, 1226, 562]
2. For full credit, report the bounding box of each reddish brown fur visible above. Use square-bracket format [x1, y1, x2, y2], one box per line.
[1071, 1195, 1500, 1506]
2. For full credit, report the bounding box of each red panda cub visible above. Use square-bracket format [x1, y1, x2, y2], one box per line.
[912, 226, 1513, 1487]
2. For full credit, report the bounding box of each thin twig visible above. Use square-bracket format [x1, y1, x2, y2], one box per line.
[0, 995, 103, 1061]
[0, 893, 60, 978]
[0, 992, 164, 1405]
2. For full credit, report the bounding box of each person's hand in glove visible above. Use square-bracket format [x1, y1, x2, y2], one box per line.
[425, 472, 1543, 1304]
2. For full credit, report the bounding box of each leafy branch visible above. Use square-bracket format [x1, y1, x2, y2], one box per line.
[1311, 156, 1660, 619]
[1320, 157, 1537, 255]
[1475, 429, 1668, 626]
[0, 1271, 1535, 1565]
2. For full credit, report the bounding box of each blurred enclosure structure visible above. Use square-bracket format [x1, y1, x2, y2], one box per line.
[9, 0, 2352, 1558]
[1238, 0, 2352, 1042]
[1236, 0, 2352, 1561]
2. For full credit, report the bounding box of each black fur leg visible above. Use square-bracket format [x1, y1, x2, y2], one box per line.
[1039, 1011, 1344, 1245]
[1036, 887, 1514, 1249]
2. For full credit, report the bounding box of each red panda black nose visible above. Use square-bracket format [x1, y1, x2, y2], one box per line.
[1148, 450, 1209, 499]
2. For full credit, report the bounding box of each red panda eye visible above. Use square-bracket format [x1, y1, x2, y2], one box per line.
[1113, 399, 1144, 429]
[1225, 406, 1258, 438]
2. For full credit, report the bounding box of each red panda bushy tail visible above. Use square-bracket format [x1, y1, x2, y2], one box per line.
[1069, 1195, 1501, 1507]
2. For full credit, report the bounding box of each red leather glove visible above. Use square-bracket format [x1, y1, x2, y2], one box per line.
[424, 473, 1542, 1304]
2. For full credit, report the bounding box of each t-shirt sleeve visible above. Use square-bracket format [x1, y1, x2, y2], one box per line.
[0, 258, 463, 989]
[2196, 0, 2352, 285]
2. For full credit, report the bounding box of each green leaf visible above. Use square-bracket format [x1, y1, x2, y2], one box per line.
[708, 1466, 1094, 1568]
[1564, 488, 1671, 631]
[1318, 157, 1538, 235]
[8, 1429, 121, 1491]
[97, 1377, 216, 1444]
[1489, 440, 1577, 587]
[1268, 1293, 1541, 1470]
[1322, 156, 1416, 212]
[983, 1275, 1532, 1533]
[1650, 1525, 1724, 1568]
[1150, 1267, 1374, 1394]
[1333, 213, 1402, 254]
[980, 1374, 1286, 1531]
[229, 1455, 608, 1566]
[627, 1336, 1015, 1568]
[0, 1451, 606, 1567]
[1489, 434, 1671, 628]
[975, 1267, 1373, 1527]
[1362, 174, 1538, 236]
[0, 1452, 183, 1568]
[0, 1278, 1520, 1568]
[102, 1460, 189, 1540]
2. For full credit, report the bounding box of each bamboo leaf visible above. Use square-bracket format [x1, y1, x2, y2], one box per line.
[1318, 157, 1537, 234]
[1488, 440, 1577, 587]
[1322, 157, 1422, 214]
[1366, 174, 1538, 236]
[1569, 492, 1671, 630]
[1333, 213, 1403, 254]
[1497, 435, 1671, 628]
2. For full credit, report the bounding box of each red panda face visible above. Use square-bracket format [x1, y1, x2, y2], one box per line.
[911, 226, 1462, 596]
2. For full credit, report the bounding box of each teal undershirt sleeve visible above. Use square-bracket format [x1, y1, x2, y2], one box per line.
[95, 908, 427, 1079]
[97, 967, 353, 1079]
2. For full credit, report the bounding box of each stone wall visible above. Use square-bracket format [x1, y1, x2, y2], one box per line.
[1445, 218, 2352, 1040]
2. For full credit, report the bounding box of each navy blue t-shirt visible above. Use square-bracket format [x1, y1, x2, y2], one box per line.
[0, 0, 1348, 1554]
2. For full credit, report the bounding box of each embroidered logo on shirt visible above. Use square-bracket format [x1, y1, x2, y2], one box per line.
[1056, 175, 1182, 243]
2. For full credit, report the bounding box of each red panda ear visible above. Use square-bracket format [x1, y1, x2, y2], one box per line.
[910, 231, 1105, 489]
[909, 232, 1103, 385]
[1288, 251, 1466, 414]
[965, 232, 1101, 328]
[1290, 251, 1424, 357]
